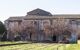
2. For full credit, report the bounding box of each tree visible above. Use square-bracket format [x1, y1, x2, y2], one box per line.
[43, 17, 74, 42]
[19, 21, 37, 41]
[25, 26, 36, 40]
[0, 21, 6, 41]
[8, 22, 22, 41]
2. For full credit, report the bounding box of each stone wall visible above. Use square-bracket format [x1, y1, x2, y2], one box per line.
[5, 16, 79, 41]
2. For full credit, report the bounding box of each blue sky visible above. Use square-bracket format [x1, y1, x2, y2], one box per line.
[0, 0, 80, 22]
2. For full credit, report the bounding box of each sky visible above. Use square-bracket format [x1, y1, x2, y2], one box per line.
[0, 0, 80, 22]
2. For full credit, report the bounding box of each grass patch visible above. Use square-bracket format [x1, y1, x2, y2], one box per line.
[0, 41, 31, 45]
[0, 40, 80, 50]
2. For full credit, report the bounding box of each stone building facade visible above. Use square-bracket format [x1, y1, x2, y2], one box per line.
[5, 8, 78, 43]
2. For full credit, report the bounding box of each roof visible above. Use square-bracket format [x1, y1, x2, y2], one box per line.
[27, 8, 52, 16]
[5, 8, 80, 22]
[6, 14, 80, 21]
[6, 16, 23, 21]
[24, 15, 80, 20]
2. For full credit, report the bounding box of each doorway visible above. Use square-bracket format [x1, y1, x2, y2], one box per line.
[52, 35, 57, 42]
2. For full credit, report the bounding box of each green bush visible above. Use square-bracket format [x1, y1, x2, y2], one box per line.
[0, 21, 6, 41]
